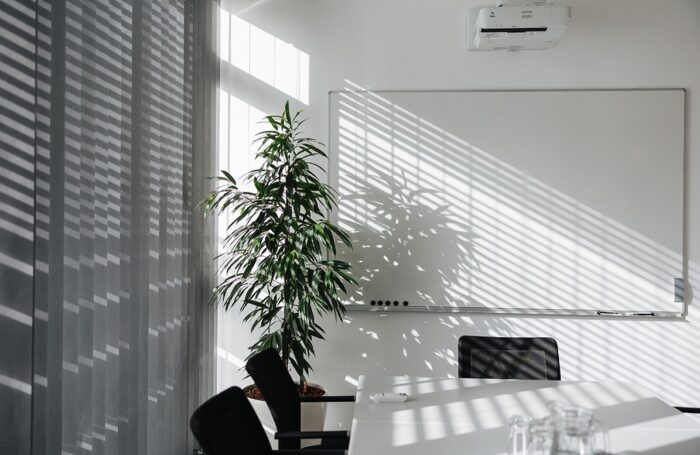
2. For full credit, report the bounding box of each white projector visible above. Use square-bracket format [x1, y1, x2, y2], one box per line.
[467, 3, 571, 51]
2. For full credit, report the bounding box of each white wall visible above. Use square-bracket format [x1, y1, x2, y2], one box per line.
[215, 0, 700, 430]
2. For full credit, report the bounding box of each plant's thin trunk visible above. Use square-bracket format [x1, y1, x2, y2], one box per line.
[281, 154, 294, 379]
[281, 309, 290, 368]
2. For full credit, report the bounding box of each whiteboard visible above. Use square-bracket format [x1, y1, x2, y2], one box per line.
[328, 89, 685, 317]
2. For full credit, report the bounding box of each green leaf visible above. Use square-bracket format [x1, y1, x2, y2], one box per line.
[221, 170, 237, 185]
[199, 101, 355, 381]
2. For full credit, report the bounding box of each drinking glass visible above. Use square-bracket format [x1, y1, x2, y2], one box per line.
[527, 416, 554, 455]
[548, 402, 610, 455]
[507, 415, 532, 455]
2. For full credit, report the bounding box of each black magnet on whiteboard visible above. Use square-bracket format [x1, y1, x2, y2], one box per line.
[596, 310, 621, 316]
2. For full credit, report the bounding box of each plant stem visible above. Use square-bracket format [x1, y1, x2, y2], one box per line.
[281, 134, 293, 371]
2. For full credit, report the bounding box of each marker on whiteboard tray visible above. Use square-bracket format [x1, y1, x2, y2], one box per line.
[596, 310, 621, 316]
[629, 312, 656, 317]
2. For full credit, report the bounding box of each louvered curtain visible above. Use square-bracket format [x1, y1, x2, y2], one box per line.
[0, 0, 218, 454]
[0, 1, 39, 453]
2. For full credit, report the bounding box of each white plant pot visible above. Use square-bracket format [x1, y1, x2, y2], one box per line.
[244, 383, 327, 449]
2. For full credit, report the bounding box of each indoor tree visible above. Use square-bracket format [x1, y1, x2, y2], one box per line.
[202, 102, 355, 385]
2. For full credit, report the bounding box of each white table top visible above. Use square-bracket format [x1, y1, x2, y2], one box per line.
[349, 376, 700, 455]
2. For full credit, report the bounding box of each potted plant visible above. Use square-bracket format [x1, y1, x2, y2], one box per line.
[201, 102, 356, 441]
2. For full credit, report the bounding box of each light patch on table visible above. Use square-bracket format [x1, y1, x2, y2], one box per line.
[505, 390, 550, 418]
[445, 401, 475, 434]
[437, 378, 461, 391]
[612, 426, 700, 452]
[538, 384, 600, 409]
[415, 380, 436, 394]
[493, 393, 528, 420]
[351, 377, 700, 455]
[419, 406, 447, 440]
[470, 397, 504, 430]
[392, 408, 418, 423]
[548, 383, 634, 409]
[392, 410, 418, 446]
[578, 382, 627, 407]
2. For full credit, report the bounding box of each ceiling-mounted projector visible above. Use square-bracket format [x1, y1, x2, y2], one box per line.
[467, 0, 571, 51]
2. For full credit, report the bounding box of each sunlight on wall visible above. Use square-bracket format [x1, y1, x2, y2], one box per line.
[217, 89, 264, 179]
[330, 82, 683, 315]
[215, 88, 269, 390]
[216, 88, 266, 244]
[219, 7, 309, 104]
[216, 346, 245, 368]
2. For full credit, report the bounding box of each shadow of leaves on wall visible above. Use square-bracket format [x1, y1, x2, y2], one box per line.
[339, 166, 483, 309]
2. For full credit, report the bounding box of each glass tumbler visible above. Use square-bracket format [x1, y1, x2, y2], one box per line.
[548, 402, 610, 455]
[527, 416, 554, 455]
[507, 415, 532, 455]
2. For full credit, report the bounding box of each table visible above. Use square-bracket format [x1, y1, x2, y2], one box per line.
[349, 376, 700, 455]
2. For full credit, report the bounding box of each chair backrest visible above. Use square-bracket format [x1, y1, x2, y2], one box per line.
[246, 348, 301, 449]
[190, 386, 272, 455]
[458, 336, 561, 380]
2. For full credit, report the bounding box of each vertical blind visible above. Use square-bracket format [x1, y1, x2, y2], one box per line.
[0, 0, 218, 454]
[0, 1, 37, 453]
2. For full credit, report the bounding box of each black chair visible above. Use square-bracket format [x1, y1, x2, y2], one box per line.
[190, 386, 343, 455]
[458, 336, 561, 380]
[246, 348, 354, 451]
[675, 407, 700, 414]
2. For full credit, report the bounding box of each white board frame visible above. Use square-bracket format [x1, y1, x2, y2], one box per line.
[328, 88, 687, 319]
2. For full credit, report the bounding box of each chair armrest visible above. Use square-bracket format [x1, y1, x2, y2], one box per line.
[675, 406, 700, 413]
[274, 450, 346, 455]
[300, 395, 355, 403]
[275, 430, 349, 440]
